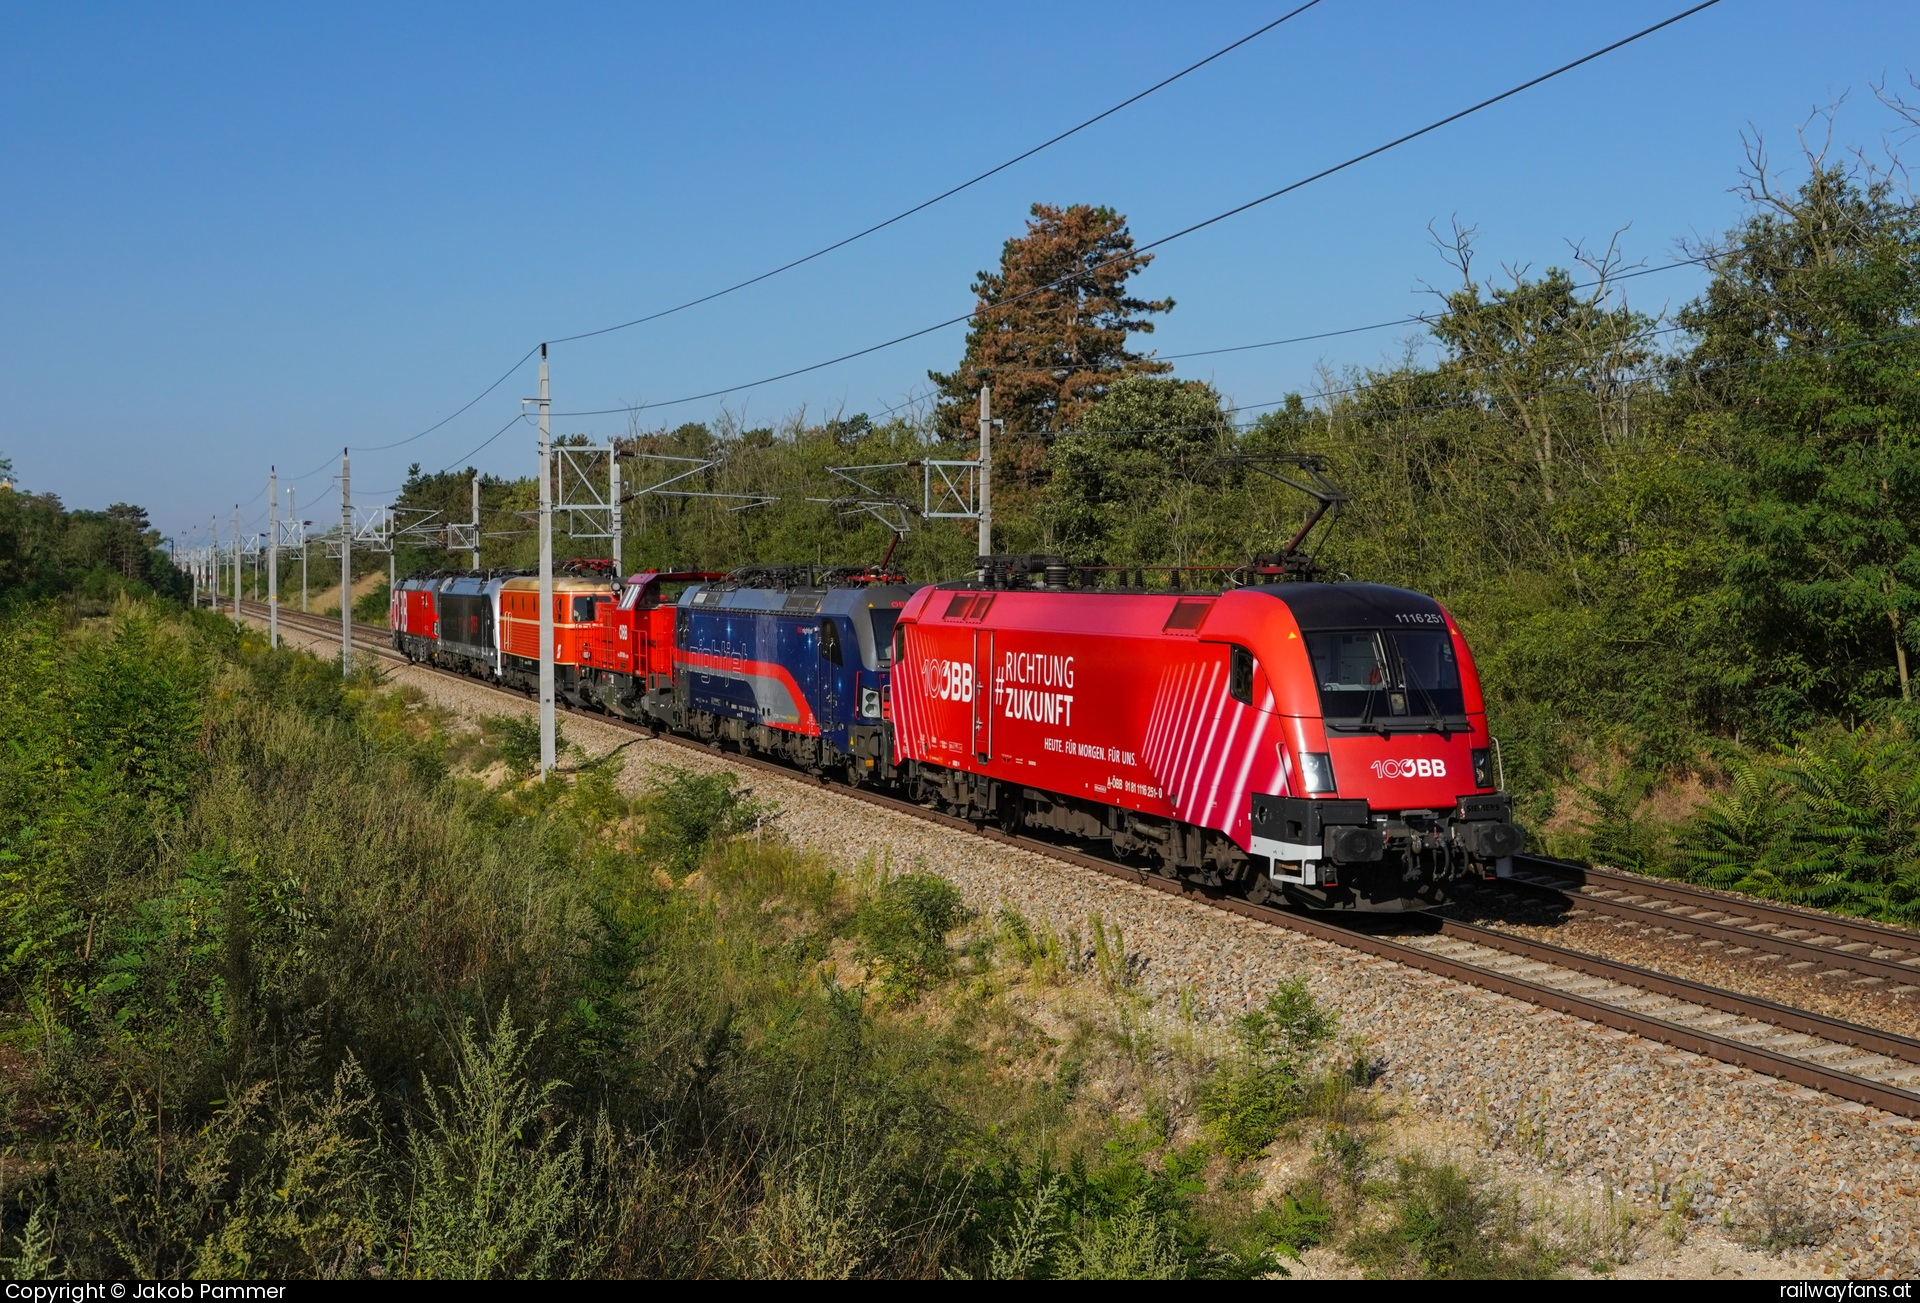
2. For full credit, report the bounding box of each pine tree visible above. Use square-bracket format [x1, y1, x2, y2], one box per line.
[928, 203, 1173, 486]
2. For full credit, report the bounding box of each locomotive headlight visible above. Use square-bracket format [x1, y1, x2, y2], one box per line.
[861, 687, 883, 719]
[1300, 752, 1336, 795]
[1472, 748, 1494, 790]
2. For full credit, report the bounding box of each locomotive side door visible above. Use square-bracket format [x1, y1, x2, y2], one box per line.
[971, 629, 993, 762]
[817, 616, 843, 732]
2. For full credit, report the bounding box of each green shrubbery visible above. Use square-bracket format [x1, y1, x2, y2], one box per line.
[1566, 716, 1920, 923]
[854, 872, 968, 1003]
[1345, 1156, 1558, 1280]
[352, 580, 391, 625]
[637, 766, 765, 871]
[7, 600, 1421, 1280]
[0, 487, 183, 606]
[1199, 980, 1337, 1162]
[0, 600, 974, 1277]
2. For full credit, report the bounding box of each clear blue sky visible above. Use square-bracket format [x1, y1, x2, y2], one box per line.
[3, 1, 1915, 545]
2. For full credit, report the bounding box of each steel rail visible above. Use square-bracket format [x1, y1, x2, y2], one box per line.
[1432, 918, 1920, 1063]
[233, 600, 1920, 1117]
[1518, 853, 1920, 948]
[1490, 856, 1920, 988]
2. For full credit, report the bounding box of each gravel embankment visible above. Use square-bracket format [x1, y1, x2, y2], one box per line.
[248, 616, 1916, 1275]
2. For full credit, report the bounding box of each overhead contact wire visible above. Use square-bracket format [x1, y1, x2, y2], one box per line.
[553, 0, 1723, 419]
[350, 344, 542, 453]
[546, 1, 1330, 346]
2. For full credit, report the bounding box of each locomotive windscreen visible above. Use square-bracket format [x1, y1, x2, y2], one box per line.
[1307, 629, 1465, 728]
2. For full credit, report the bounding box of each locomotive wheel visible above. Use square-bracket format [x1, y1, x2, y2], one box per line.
[996, 790, 1021, 835]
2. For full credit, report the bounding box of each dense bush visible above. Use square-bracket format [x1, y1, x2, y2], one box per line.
[1345, 1156, 1558, 1280]
[0, 602, 977, 1277]
[1660, 720, 1920, 920]
[0, 485, 184, 606]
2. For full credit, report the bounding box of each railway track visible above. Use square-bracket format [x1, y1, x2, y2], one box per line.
[230, 597, 1920, 1118]
[1483, 857, 1920, 992]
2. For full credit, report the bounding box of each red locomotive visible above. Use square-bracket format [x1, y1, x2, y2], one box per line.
[575, 569, 724, 720]
[888, 557, 1523, 910]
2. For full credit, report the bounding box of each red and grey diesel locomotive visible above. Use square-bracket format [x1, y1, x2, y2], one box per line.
[390, 554, 1523, 911]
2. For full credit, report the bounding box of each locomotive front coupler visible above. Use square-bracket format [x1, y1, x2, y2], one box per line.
[1376, 810, 1444, 851]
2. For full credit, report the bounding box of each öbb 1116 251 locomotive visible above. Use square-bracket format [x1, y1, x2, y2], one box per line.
[391, 555, 1525, 911]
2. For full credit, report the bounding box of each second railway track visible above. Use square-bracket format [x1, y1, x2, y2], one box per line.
[234, 598, 1920, 1118]
[1486, 857, 1920, 992]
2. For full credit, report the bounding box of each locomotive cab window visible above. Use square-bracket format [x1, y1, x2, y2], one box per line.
[1228, 646, 1256, 705]
[1307, 629, 1466, 729]
[570, 596, 598, 622]
[820, 618, 843, 666]
[868, 606, 901, 666]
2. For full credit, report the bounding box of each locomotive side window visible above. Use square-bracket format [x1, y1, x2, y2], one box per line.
[943, 593, 995, 622]
[571, 596, 598, 622]
[1228, 646, 1255, 704]
[820, 618, 843, 665]
[1164, 599, 1213, 632]
[869, 607, 901, 665]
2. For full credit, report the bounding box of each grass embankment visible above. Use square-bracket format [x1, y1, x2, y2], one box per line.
[2, 599, 1713, 1278]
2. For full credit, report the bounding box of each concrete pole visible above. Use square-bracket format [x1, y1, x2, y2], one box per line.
[190, 530, 199, 609]
[609, 452, 622, 576]
[978, 385, 993, 558]
[470, 472, 482, 570]
[231, 506, 241, 614]
[210, 515, 219, 612]
[340, 449, 351, 675]
[537, 345, 555, 776]
[268, 467, 279, 648]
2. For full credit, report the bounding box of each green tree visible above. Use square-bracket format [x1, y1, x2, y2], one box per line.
[1680, 134, 1920, 718]
[1043, 377, 1230, 565]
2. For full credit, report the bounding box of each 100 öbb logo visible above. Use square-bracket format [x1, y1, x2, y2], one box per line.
[1370, 758, 1446, 778]
[922, 659, 973, 703]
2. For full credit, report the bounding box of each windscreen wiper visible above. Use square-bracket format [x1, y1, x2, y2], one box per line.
[1355, 642, 1389, 737]
[1391, 636, 1451, 736]
[1408, 676, 1449, 736]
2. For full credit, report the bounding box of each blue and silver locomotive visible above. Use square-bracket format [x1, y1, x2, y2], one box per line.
[668, 566, 916, 782]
